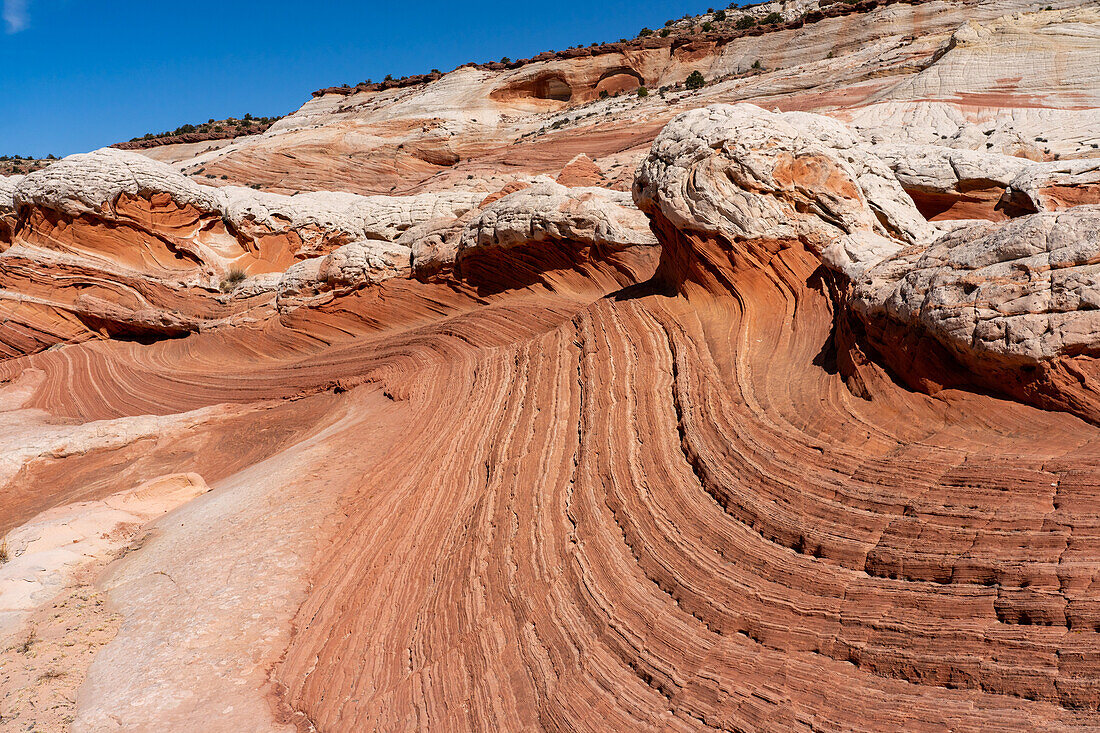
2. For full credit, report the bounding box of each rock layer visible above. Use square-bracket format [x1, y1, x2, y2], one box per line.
[1, 2, 1100, 731]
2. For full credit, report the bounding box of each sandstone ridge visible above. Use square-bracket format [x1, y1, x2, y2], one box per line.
[1, 1, 1100, 731]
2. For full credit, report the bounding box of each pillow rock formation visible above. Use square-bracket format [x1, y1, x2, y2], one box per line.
[2, 1, 1100, 731]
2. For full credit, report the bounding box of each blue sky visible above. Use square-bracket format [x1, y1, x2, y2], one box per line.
[1, 0, 717, 157]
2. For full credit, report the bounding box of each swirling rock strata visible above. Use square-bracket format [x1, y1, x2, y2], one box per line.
[1, 5, 1099, 731]
[0, 150, 488, 356]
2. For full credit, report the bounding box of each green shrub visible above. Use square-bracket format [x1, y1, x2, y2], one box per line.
[685, 70, 706, 90]
[715, 9, 727, 20]
[599, 90, 610, 99]
[763, 12, 782, 23]
[665, 19, 675, 26]
[702, 21, 714, 31]
[736, 15, 755, 29]
[639, 27, 653, 36]
[637, 86, 649, 97]
[752, 59, 762, 69]
[660, 27, 671, 37]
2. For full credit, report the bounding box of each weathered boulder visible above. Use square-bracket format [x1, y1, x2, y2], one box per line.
[854, 206, 1100, 364]
[13, 149, 220, 219]
[852, 206, 1100, 422]
[872, 144, 1032, 220]
[70, 293, 203, 339]
[403, 214, 475, 281]
[871, 146, 1100, 220]
[1000, 159, 1100, 216]
[276, 240, 410, 309]
[633, 104, 932, 284]
[450, 179, 658, 291]
[0, 175, 21, 245]
[219, 186, 483, 260]
[459, 180, 655, 257]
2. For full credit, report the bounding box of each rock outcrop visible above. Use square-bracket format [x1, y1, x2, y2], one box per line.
[0, 175, 23, 246]
[1000, 158, 1100, 215]
[2, 2, 1100, 732]
[634, 104, 930, 285]
[455, 180, 657, 290]
[853, 206, 1100, 421]
[0, 149, 490, 356]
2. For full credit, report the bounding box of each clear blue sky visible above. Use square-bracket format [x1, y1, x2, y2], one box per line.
[1, 0, 717, 157]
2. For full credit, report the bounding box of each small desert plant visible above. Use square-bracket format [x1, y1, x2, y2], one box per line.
[660, 28, 671, 37]
[637, 86, 649, 97]
[715, 9, 727, 20]
[763, 12, 782, 23]
[736, 15, 756, 29]
[752, 59, 763, 69]
[0, 540, 8, 564]
[16, 627, 37, 655]
[220, 267, 247, 293]
[599, 90, 610, 99]
[702, 21, 714, 31]
[639, 27, 653, 36]
[665, 19, 675, 26]
[685, 70, 706, 90]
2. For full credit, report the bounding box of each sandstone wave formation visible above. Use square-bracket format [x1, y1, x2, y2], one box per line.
[2, 0, 1100, 730]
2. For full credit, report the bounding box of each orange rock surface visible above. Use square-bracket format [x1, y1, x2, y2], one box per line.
[1, 0, 1100, 730]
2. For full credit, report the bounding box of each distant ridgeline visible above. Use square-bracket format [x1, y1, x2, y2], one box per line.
[310, 0, 934, 97]
[112, 114, 282, 150]
[0, 155, 57, 176]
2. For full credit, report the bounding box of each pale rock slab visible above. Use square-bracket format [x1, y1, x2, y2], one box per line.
[853, 206, 1100, 364]
[458, 179, 657, 264]
[0, 174, 23, 214]
[633, 103, 933, 278]
[219, 186, 484, 259]
[1002, 158, 1100, 214]
[14, 148, 221, 218]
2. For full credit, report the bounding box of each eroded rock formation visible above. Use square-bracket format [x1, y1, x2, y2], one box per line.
[2, 1, 1100, 731]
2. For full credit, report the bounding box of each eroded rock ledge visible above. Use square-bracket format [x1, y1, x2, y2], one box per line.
[635, 103, 1100, 424]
